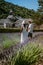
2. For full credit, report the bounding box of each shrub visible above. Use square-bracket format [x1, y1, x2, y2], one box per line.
[0, 28, 21, 33]
[12, 44, 42, 65]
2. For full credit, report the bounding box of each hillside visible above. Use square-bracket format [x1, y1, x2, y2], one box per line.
[0, 0, 35, 19]
[0, 0, 43, 25]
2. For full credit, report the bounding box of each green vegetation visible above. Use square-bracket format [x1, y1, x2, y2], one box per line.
[0, 28, 21, 32]
[0, 36, 43, 65]
[2, 39, 19, 49]
[2, 39, 18, 49]
[9, 43, 43, 65]
[0, 28, 43, 33]
[0, 0, 43, 26]
[0, 0, 36, 19]
[38, 0, 43, 13]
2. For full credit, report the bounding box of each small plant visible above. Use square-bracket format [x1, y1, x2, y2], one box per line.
[3, 39, 17, 49]
[11, 43, 42, 65]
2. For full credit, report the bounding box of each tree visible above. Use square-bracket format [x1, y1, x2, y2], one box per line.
[37, 0, 43, 26]
[38, 0, 43, 13]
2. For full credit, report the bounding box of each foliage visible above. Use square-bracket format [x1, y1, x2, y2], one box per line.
[38, 0, 43, 13]
[38, 0, 43, 25]
[10, 43, 42, 65]
[0, 0, 35, 19]
[0, 0, 43, 25]
[2, 39, 17, 49]
[0, 28, 21, 32]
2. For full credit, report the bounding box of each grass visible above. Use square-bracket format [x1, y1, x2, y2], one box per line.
[0, 43, 43, 65]
[2, 39, 19, 49]
[10, 43, 43, 65]
[0, 34, 20, 49]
